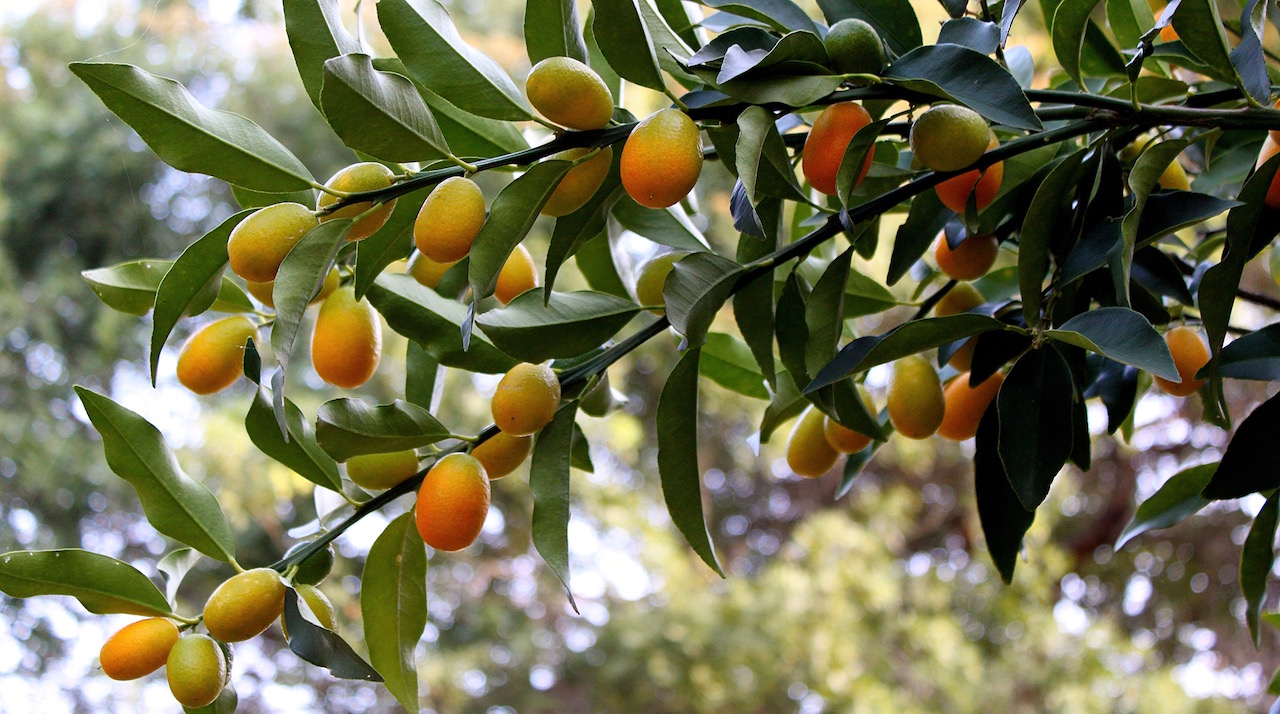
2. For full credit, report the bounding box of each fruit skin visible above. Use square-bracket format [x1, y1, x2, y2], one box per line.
[823, 18, 885, 75]
[934, 135, 1002, 213]
[166, 634, 227, 708]
[227, 202, 319, 283]
[471, 431, 533, 479]
[247, 267, 339, 309]
[284, 542, 335, 586]
[1271, 99, 1280, 144]
[542, 147, 613, 217]
[938, 372, 1004, 441]
[887, 355, 946, 440]
[316, 162, 397, 242]
[495, 244, 538, 305]
[414, 176, 486, 263]
[621, 108, 703, 209]
[312, 286, 382, 389]
[415, 453, 491, 551]
[822, 386, 877, 454]
[1256, 135, 1280, 209]
[634, 252, 687, 313]
[407, 251, 459, 290]
[933, 283, 985, 371]
[910, 104, 991, 172]
[202, 568, 286, 643]
[1155, 326, 1210, 397]
[491, 362, 561, 436]
[1159, 23, 1178, 42]
[786, 407, 840, 478]
[935, 233, 999, 281]
[99, 617, 179, 681]
[525, 56, 614, 131]
[346, 450, 419, 491]
[176, 316, 258, 395]
[801, 102, 875, 196]
[281, 584, 336, 639]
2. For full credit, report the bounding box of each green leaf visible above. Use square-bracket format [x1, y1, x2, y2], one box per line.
[1115, 462, 1216, 549]
[701, 0, 819, 33]
[816, 0, 922, 56]
[760, 369, 808, 444]
[805, 249, 852, 379]
[246, 387, 344, 492]
[974, 407, 1036, 584]
[74, 387, 236, 563]
[469, 161, 575, 301]
[996, 347, 1075, 511]
[1052, 0, 1125, 88]
[571, 422, 595, 472]
[776, 270, 811, 387]
[1170, 0, 1236, 83]
[1230, 0, 1270, 105]
[320, 54, 453, 163]
[157, 548, 202, 607]
[477, 290, 640, 361]
[531, 403, 580, 609]
[1242, 491, 1279, 647]
[576, 232, 631, 298]
[1212, 324, 1280, 380]
[525, 0, 590, 64]
[362, 512, 426, 705]
[315, 399, 452, 462]
[592, 0, 668, 91]
[1044, 307, 1179, 382]
[405, 341, 445, 411]
[81, 259, 177, 316]
[368, 273, 516, 373]
[1202, 393, 1280, 500]
[1019, 150, 1086, 323]
[284, 588, 382, 680]
[545, 165, 624, 297]
[0, 549, 172, 617]
[835, 441, 879, 499]
[888, 190, 950, 286]
[611, 197, 711, 252]
[883, 45, 1041, 130]
[68, 62, 314, 192]
[1117, 138, 1194, 307]
[806, 313, 1016, 392]
[284, 0, 360, 113]
[584, 7, 624, 102]
[657, 348, 725, 576]
[664, 252, 744, 349]
[836, 120, 887, 209]
[732, 250, 776, 390]
[700, 332, 769, 399]
[150, 210, 253, 384]
[735, 105, 805, 204]
[1105, 0, 1155, 48]
[354, 186, 429, 299]
[378, 0, 532, 121]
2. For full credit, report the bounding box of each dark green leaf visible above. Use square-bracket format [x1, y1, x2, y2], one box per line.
[805, 248, 852, 377]
[74, 387, 236, 562]
[354, 186, 430, 299]
[760, 369, 808, 444]
[997, 347, 1074, 511]
[477, 290, 640, 361]
[571, 422, 595, 472]
[531, 403, 580, 609]
[545, 155, 624, 297]
[369, 274, 517, 373]
[1230, 0, 1270, 104]
[701, 0, 819, 33]
[284, 588, 381, 680]
[246, 387, 344, 492]
[316, 399, 451, 462]
[776, 270, 811, 387]
[835, 441, 879, 499]
[1116, 462, 1216, 549]
[406, 341, 445, 410]
[82, 259, 249, 317]
[1203, 393, 1280, 500]
[612, 197, 711, 252]
[591, 0, 668, 91]
[320, 54, 453, 163]
[700, 332, 769, 399]
[1242, 491, 1279, 647]
[657, 348, 725, 576]
[525, 0, 590, 64]
[816, 0, 922, 56]
[884, 45, 1041, 130]
[362, 513, 425, 704]
[974, 407, 1036, 584]
[1170, 0, 1236, 83]
[69, 63, 314, 191]
[0, 549, 172, 617]
[937, 17, 1000, 54]
[664, 252, 743, 349]
[735, 106, 805, 204]
[1045, 307, 1179, 381]
[1105, 0, 1155, 48]
[575, 232, 631, 299]
[732, 265, 776, 390]
[1020, 148, 1089, 323]
[1052, 0, 1124, 87]
[1212, 324, 1280, 380]
[284, 0, 360, 112]
[469, 161, 575, 300]
[888, 190, 950, 285]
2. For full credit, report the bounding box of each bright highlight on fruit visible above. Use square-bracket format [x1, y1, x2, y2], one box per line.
[312, 286, 382, 389]
[621, 108, 703, 209]
[787, 406, 840, 477]
[910, 104, 991, 172]
[471, 431, 534, 479]
[99, 617, 179, 681]
[935, 233, 999, 281]
[887, 355, 945, 439]
[823, 18, 885, 75]
[415, 452, 491, 551]
[176, 316, 257, 395]
[316, 162, 397, 241]
[542, 147, 613, 217]
[414, 176, 486, 263]
[938, 372, 1004, 441]
[495, 244, 539, 305]
[634, 251, 687, 313]
[525, 56, 614, 131]
[203, 567, 286, 642]
[227, 202, 319, 283]
[491, 362, 561, 436]
[1155, 326, 1209, 397]
[346, 449, 419, 490]
[801, 101, 875, 196]
[166, 634, 227, 709]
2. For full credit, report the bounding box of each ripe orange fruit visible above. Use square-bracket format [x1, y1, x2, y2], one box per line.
[346, 450, 419, 491]
[934, 135, 1002, 213]
[99, 617, 179, 681]
[166, 634, 226, 709]
[495, 244, 539, 305]
[471, 431, 533, 479]
[620, 108, 703, 209]
[1160, 24, 1178, 42]
[933, 283, 985, 372]
[281, 584, 336, 639]
[822, 385, 877, 454]
[910, 105, 991, 172]
[634, 252, 687, 313]
[414, 176, 486, 263]
[542, 147, 613, 217]
[245, 266, 338, 309]
[227, 202, 319, 283]
[525, 56, 614, 131]
[491, 362, 561, 436]
[887, 355, 945, 439]
[176, 316, 257, 395]
[938, 372, 1004, 441]
[801, 102, 875, 196]
[786, 406, 840, 477]
[203, 568, 286, 642]
[1256, 135, 1280, 209]
[935, 233, 999, 281]
[823, 18, 885, 75]
[316, 162, 397, 242]
[1155, 326, 1210, 397]
[415, 453, 491, 551]
[312, 286, 382, 388]
[407, 251, 459, 290]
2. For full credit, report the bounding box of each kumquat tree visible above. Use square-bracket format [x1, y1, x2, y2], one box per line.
[14, 0, 1280, 709]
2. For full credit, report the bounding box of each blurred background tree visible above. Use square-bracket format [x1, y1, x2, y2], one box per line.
[0, 0, 1272, 711]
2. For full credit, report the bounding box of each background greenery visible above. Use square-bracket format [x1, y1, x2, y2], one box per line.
[0, 0, 1273, 710]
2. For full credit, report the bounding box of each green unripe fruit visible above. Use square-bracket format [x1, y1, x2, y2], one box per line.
[823, 19, 885, 75]
[578, 371, 615, 417]
[166, 634, 227, 709]
[909, 105, 991, 172]
[346, 450, 420, 491]
[284, 542, 336, 586]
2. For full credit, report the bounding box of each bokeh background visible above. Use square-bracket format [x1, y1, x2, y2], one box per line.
[1, 0, 1278, 711]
